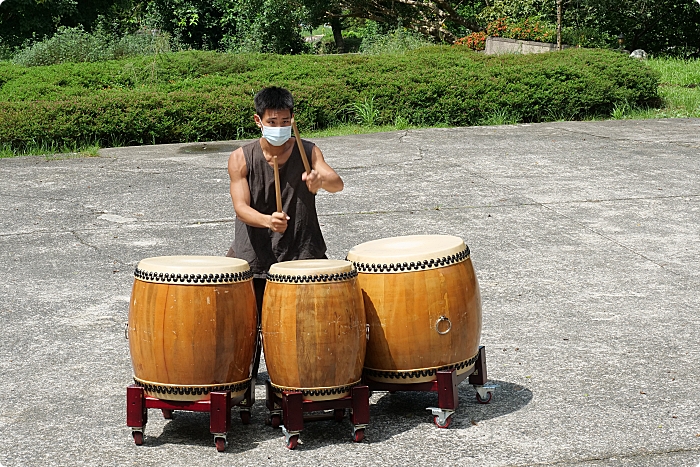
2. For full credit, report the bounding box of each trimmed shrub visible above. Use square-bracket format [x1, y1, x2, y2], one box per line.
[0, 47, 660, 150]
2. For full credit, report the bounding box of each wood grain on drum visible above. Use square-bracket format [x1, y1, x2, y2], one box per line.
[262, 279, 366, 400]
[358, 258, 482, 380]
[128, 280, 258, 400]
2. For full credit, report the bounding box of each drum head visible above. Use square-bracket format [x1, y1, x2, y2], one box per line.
[135, 255, 251, 284]
[346, 235, 469, 272]
[347, 235, 466, 263]
[267, 259, 353, 277]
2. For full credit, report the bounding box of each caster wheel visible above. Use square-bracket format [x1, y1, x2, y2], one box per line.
[353, 429, 365, 443]
[240, 410, 251, 425]
[132, 431, 144, 445]
[215, 437, 226, 452]
[476, 391, 492, 404]
[286, 435, 299, 450]
[334, 408, 345, 422]
[161, 409, 173, 419]
[433, 415, 452, 429]
[270, 414, 281, 429]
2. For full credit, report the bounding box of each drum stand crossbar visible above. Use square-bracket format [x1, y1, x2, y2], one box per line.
[126, 383, 254, 452]
[265, 382, 370, 449]
[364, 346, 495, 428]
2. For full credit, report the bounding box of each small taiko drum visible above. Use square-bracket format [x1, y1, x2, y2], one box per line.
[262, 260, 366, 401]
[346, 235, 482, 384]
[128, 256, 257, 401]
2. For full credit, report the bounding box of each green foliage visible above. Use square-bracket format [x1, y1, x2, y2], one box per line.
[353, 96, 380, 126]
[223, 0, 308, 54]
[639, 57, 700, 119]
[11, 26, 171, 66]
[560, 27, 615, 49]
[360, 26, 433, 54]
[478, 0, 552, 23]
[573, 0, 700, 56]
[0, 0, 143, 50]
[0, 48, 660, 151]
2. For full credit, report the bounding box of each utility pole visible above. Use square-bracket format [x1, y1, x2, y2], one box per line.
[557, 0, 563, 50]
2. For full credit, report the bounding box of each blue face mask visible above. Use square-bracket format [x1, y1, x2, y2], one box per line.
[261, 124, 292, 146]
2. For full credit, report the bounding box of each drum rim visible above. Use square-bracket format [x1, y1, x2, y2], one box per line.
[362, 352, 480, 381]
[268, 380, 362, 399]
[265, 268, 358, 284]
[348, 246, 470, 274]
[133, 376, 251, 398]
[267, 259, 354, 277]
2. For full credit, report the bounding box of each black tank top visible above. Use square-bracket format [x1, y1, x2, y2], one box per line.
[233, 138, 327, 277]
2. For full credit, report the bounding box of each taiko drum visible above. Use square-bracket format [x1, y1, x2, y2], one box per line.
[262, 260, 366, 401]
[346, 235, 482, 384]
[128, 256, 257, 401]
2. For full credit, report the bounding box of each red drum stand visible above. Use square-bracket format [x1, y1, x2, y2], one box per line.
[364, 346, 495, 428]
[265, 382, 370, 449]
[126, 383, 255, 452]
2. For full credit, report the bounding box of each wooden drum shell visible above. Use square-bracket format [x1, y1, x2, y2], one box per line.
[358, 257, 482, 384]
[128, 278, 257, 401]
[262, 273, 366, 401]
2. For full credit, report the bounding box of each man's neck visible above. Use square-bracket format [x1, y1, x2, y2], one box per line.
[260, 137, 294, 162]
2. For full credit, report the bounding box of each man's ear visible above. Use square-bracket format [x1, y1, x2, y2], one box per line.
[253, 114, 262, 128]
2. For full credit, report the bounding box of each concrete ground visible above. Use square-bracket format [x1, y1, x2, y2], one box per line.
[1, 119, 699, 467]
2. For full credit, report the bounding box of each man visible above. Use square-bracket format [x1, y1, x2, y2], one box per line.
[227, 86, 344, 378]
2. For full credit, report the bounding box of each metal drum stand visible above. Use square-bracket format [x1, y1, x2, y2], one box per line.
[265, 382, 370, 449]
[364, 346, 495, 428]
[126, 382, 255, 452]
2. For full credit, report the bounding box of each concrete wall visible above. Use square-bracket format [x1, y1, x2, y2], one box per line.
[485, 36, 571, 55]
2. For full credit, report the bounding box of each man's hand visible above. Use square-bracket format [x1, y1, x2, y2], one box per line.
[302, 169, 323, 194]
[269, 211, 289, 233]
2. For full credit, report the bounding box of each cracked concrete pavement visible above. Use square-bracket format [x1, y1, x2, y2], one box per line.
[1, 118, 699, 466]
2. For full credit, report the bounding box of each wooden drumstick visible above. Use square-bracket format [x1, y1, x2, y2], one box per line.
[273, 156, 283, 213]
[291, 117, 311, 175]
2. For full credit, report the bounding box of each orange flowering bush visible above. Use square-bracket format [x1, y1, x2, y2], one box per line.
[454, 31, 487, 51]
[486, 17, 556, 44]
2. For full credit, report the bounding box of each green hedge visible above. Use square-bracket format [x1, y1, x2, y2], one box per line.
[0, 47, 660, 150]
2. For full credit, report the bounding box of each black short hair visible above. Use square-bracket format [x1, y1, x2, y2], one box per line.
[254, 87, 294, 117]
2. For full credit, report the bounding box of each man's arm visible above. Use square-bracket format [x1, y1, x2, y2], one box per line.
[228, 148, 288, 233]
[302, 145, 344, 194]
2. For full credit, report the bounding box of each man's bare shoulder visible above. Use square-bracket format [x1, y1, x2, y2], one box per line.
[228, 146, 248, 174]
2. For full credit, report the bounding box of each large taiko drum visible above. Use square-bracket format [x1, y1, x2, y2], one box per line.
[128, 256, 257, 401]
[346, 235, 482, 384]
[262, 260, 366, 401]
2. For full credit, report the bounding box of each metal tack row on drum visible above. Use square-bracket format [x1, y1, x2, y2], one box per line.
[125, 235, 495, 451]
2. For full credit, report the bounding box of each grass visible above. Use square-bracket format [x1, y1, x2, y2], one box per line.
[622, 57, 700, 119]
[0, 142, 100, 159]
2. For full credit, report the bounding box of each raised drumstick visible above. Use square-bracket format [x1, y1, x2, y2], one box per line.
[291, 117, 311, 174]
[273, 156, 283, 213]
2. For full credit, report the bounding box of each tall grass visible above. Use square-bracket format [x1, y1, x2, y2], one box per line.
[11, 26, 171, 67]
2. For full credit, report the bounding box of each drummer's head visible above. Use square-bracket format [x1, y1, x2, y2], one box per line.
[254, 87, 293, 127]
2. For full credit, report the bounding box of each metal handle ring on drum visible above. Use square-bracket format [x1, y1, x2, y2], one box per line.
[435, 316, 452, 335]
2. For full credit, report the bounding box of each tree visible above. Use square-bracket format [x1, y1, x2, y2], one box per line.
[573, 0, 700, 54]
[0, 0, 145, 49]
[298, 0, 485, 45]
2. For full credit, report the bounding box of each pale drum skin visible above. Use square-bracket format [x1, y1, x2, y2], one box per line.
[262, 260, 366, 401]
[347, 235, 482, 384]
[128, 256, 257, 401]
